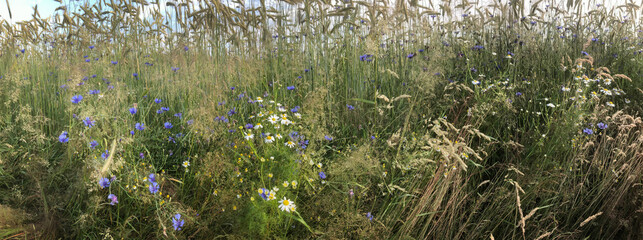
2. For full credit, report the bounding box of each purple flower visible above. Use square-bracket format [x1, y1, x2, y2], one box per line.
[99, 177, 111, 188]
[148, 181, 159, 194]
[89, 45, 95, 49]
[111, 61, 118, 65]
[347, 104, 355, 110]
[597, 122, 608, 130]
[135, 123, 145, 131]
[132, 73, 138, 78]
[83, 117, 96, 128]
[101, 150, 109, 160]
[71, 95, 83, 104]
[516, 92, 522, 96]
[184, 46, 189, 51]
[245, 123, 253, 129]
[58, 131, 69, 143]
[148, 173, 156, 183]
[85, 59, 90, 63]
[174, 113, 182, 118]
[130, 130, 135, 136]
[107, 194, 118, 205]
[139, 152, 145, 159]
[129, 107, 137, 115]
[89, 140, 98, 149]
[154, 98, 162, 103]
[172, 213, 185, 231]
[161, 107, 170, 112]
[366, 212, 373, 221]
[89, 90, 100, 95]
[319, 171, 327, 179]
[164, 122, 173, 129]
[325, 135, 333, 141]
[287, 86, 295, 90]
[407, 53, 415, 59]
[583, 128, 594, 135]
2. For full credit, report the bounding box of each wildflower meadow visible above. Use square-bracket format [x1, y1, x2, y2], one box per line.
[0, 0, 642, 239]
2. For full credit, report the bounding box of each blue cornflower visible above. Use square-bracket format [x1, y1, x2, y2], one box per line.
[347, 104, 355, 110]
[164, 122, 173, 129]
[187, 119, 194, 125]
[130, 130, 135, 136]
[148, 173, 156, 183]
[174, 113, 182, 118]
[107, 194, 118, 205]
[71, 95, 83, 104]
[89, 140, 98, 149]
[21, 49, 25, 53]
[287, 86, 295, 90]
[583, 128, 594, 135]
[58, 131, 69, 143]
[407, 53, 415, 59]
[172, 67, 179, 72]
[172, 213, 185, 231]
[135, 123, 145, 131]
[184, 46, 189, 51]
[366, 212, 373, 221]
[132, 73, 138, 77]
[227, 108, 237, 116]
[245, 123, 253, 129]
[291, 106, 300, 113]
[101, 150, 109, 160]
[99, 177, 111, 188]
[325, 135, 333, 141]
[83, 117, 96, 128]
[139, 152, 145, 159]
[89, 45, 95, 49]
[154, 98, 162, 103]
[148, 181, 159, 194]
[85, 59, 90, 63]
[156, 109, 163, 114]
[597, 122, 608, 130]
[129, 107, 137, 115]
[89, 90, 100, 95]
[161, 107, 169, 112]
[516, 92, 522, 96]
[319, 171, 327, 179]
[111, 61, 118, 65]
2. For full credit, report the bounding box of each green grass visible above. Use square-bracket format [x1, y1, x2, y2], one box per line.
[0, 0, 642, 239]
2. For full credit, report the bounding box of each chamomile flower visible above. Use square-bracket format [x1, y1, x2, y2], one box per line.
[291, 180, 298, 188]
[256, 97, 263, 103]
[282, 181, 289, 187]
[285, 140, 296, 148]
[275, 134, 282, 139]
[265, 135, 275, 143]
[294, 113, 301, 119]
[281, 117, 291, 125]
[278, 106, 287, 112]
[268, 173, 273, 178]
[244, 133, 254, 140]
[606, 101, 615, 107]
[268, 190, 276, 200]
[471, 80, 481, 85]
[268, 115, 280, 124]
[278, 197, 296, 212]
[182, 161, 190, 168]
[254, 123, 263, 129]
[561, 86, 571, 92]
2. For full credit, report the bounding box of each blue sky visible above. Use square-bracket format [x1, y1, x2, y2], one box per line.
[0, 0, 62, 23]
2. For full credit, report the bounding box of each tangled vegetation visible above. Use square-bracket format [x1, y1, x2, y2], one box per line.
[0, 0, 642, 239]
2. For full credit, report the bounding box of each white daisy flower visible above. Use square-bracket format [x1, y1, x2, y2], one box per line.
[265, 135, 275, 143]
[472, 80, 481, 85]
[254, 123, 263, 129]
[282, 181, 289, 187]
[285, 140, 296, 148]
[606, 101, 615, 107]
[280, 118, 291, 125]
[546, 103, 556, 108]
[278, 197, 295, 212]
[291, 180, 298, 188]
[561, 86, 570, 92]
[244, 133, 254, 140]
[275, 134, 282, 139]
[278, 106, 287, 112]
[182, 161, 190, 168]
[268, 115, 280, 124]
[294, 113, 301, 119]
[256, 97, 263, 103]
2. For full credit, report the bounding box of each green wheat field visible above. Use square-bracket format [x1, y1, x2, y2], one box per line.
[0, 0, 642, 239]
